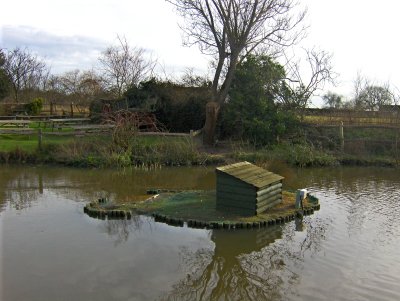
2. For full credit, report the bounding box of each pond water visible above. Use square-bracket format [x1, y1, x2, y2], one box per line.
[1, 165, 400, 301]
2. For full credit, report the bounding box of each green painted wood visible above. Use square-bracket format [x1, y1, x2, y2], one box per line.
[216, 193, 256, 208]
[256, 194, 282, 209]
[217, 183, 257, 196]
[216, 161, 285, 215]
[256, 198, 282, 214]
[217, 161, 283, 188]
[217, 175, 256, 189]
[225, 166, 272, 181]
[240, 170, 275, 183]
[216, 161, 250, 172]
[256, 189, 282, 202]
[217, 193, 282, 211]
[217, 189, 257, 200]
[256, 183, 282, 197]
[251, 176, 282, 189]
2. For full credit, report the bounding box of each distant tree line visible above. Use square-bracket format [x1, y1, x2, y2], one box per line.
[323, 73, 399, 111]
[0, 38, 334, 146]
[0, 37, 156, 104]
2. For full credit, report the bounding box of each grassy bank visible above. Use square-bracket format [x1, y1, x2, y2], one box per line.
[230, 142, 339, 167]
[0, 133, 224, 167]
[1, 132, 398, 168]
[230, 142, 399, 168]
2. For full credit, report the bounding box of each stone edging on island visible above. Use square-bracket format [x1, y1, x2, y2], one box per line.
[83, 194, 320, 230]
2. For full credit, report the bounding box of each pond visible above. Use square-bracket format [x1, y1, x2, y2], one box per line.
[1, 165, 400, 301]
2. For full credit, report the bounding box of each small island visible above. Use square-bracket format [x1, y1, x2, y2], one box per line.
[84, 162, 320, 229]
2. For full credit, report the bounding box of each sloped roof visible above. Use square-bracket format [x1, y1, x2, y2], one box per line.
[216, 161, 283, 189]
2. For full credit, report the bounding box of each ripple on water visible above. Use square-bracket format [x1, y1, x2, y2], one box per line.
[2, 166, 400, 301]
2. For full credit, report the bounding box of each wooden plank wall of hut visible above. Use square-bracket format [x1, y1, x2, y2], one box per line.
[255, 182, 283, 214]
[216, 174, 283, 216]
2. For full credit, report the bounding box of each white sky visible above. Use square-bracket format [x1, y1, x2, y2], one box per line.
[1, 0, 400, 107]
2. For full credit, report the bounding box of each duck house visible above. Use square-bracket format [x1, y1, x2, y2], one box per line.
[216, 162, 284, 216]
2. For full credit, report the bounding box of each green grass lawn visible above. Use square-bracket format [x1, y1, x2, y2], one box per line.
[0, 132, 189, 153]
[0, 134, 75, 153]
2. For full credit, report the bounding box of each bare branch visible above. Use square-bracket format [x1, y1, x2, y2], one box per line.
[167, 0, 307, 104]
[98, 36, 157, 98]
[3, 47, 48, 102]
[283, 48, 337, 109]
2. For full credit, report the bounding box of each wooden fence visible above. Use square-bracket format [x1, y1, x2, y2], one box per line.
[0, 102, 90, 117]
[302, 108, 400, 128]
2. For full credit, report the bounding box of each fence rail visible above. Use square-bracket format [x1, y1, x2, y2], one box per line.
[0, 102, 90, 117]
[303, 108, 400, 128]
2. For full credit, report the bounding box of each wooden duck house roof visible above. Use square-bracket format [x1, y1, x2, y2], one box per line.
[216, 161, 284, 189]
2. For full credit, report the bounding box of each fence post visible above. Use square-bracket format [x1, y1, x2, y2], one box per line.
[38, 128, 43, 151]
[50, 102, 54, 115]
[70, 102, 74, 117]
[340, 121, 344, 153]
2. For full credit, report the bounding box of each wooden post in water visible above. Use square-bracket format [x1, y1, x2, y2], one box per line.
[38, 128, 43, 151]
[395, 130, 399, 164]
[339, 121, 344, 153]
[38, 172, 43, 194]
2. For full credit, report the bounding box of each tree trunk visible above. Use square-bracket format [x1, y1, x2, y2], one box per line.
[203, 101, 220, 145]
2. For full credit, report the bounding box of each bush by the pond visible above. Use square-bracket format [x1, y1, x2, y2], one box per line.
[232, 142, 338, 167]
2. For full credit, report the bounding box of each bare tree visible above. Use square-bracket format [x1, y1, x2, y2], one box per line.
[352, 73, 395, 111]
[357, 85, 393, 111]
[47, 69, 106, 103]
[58, 69, 81, 95]
[3, 47, 48, 102]
[352, 72, 368, 109]
[0, 49, 11, 100]
[282, 48, 336, 110]
[98, 36, 156, 98]
[78, 70, 107, 98]
[168, 0, 306, 144]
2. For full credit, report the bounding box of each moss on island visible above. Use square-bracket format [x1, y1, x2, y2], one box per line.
[84, 190, 320, 229]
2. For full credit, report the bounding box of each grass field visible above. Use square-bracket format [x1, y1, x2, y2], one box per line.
[0, 134, 74, 152]
[0, 134, 190, 152]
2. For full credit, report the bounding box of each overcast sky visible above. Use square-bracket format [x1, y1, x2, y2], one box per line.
[1, 0, 400, 107]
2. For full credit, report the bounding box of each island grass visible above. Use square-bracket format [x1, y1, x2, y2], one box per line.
[97, 190, 319, 224]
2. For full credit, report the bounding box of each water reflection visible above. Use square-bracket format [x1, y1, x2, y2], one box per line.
[163, 211, 332, 301]
[99, 216, 143, 246]
[163, 226, 284, 301]
[1, 165, 400, 301]
[0, 165, 215, 212]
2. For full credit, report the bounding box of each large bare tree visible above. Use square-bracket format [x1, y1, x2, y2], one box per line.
[3, 47, 48, 102]
[99, 36, 156, 98]
[282, 48, 336, 110]
[168, 0, 306, 144]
